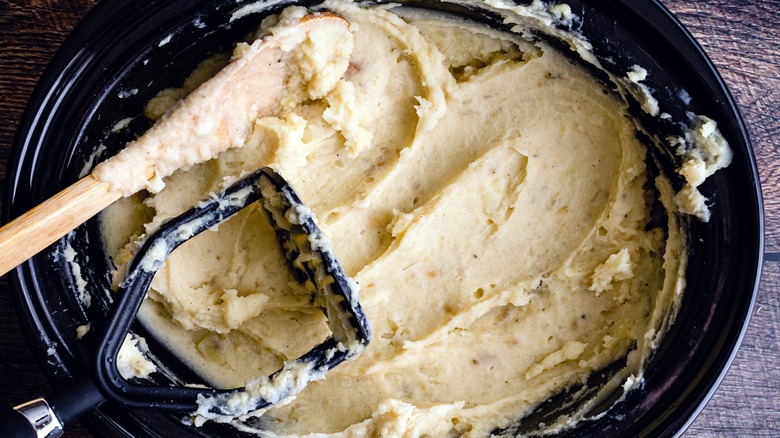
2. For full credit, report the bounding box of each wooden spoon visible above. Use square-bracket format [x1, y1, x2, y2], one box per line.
[0, 12, 348, 277]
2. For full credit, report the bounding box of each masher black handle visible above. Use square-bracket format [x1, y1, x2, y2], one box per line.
[0, 374, 106, 438]
[0, 400, 61, 438]
[0, 406, 37, 437]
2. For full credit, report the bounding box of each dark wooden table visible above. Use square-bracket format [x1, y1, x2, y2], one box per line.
[1, 1, 777, 436]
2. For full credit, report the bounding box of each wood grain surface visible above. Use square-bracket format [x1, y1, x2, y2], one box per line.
[0, 0, 777, 436]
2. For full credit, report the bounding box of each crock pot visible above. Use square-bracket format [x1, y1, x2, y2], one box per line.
[4, 0, 763, 436]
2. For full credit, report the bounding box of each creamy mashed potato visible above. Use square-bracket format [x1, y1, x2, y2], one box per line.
[97, 1, 728, 436]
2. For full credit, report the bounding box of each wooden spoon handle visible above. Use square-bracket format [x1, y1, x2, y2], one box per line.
[0, 176, 120, 276]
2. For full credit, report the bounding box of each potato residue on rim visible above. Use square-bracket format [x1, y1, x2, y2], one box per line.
[98, 1, 728, 436]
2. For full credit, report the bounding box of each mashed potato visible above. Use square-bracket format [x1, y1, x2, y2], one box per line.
[97, 1, 730, 435]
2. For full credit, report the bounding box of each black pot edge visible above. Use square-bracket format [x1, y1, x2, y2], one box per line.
[636, 1, 766, 436]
